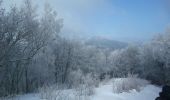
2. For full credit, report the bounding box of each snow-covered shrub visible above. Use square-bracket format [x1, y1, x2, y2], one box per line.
[112, 74, 149, 93]
[74, 73, 96, 96]
[74, 85, 91, 100]
[38, 72, 97, 100]
[68, 69, 99, 96]
[75, 84, 94, 97]
[68, 70, 99, 88]
[68, 70, 84, 88]
[38, 84, 62, 100]
[39, 84, 79, 100]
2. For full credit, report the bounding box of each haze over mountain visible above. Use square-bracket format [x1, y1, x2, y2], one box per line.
[86, 36, 128, 50]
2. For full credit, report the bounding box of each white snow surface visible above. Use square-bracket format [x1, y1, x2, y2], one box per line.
[91, 80, 161, 100]
[5, 80, 161, 100]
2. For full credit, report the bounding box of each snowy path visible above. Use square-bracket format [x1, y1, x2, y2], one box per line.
[6, 80, 161, 100]
[92, 81, 161, 100]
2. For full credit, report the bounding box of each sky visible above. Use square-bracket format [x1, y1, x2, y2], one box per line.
[2, 0, 170, 42]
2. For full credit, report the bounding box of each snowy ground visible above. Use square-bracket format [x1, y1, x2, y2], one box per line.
[4, 80, 161, 100]
[92, 81, 161, 100]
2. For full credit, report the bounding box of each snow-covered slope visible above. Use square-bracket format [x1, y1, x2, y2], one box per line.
[6, 81, 161, 100]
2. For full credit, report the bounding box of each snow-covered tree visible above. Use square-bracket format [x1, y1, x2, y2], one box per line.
[0, 0, 63, 96]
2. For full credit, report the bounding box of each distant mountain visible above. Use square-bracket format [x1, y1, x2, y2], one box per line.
[85, 37, 127, 50]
